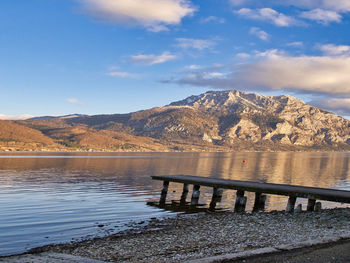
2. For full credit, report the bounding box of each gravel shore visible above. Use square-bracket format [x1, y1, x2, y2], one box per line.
[32, 208, 350, 262]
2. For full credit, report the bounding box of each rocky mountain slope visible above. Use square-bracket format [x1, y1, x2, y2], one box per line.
[5, 90, 350, 151]
[168, 90, 350, 148]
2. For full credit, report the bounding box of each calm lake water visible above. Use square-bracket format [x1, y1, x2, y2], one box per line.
[0, 152, 349, 256]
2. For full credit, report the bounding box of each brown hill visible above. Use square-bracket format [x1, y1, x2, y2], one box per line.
[0, 120, 61, 151]
[16, 119, 172, 151]
[44, 125, 170, 151]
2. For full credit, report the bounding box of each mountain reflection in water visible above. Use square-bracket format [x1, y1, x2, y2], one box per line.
[0, 152, 349, 256]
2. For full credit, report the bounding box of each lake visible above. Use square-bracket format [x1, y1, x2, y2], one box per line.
[0, 152, 349, 256]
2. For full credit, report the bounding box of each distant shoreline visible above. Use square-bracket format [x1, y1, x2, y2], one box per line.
[1, 149, 350, 153]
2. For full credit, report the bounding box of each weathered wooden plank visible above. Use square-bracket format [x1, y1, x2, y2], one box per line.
[152, 175, 350, 204]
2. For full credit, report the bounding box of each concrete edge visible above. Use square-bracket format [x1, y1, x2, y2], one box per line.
[184, 233, 350, 263]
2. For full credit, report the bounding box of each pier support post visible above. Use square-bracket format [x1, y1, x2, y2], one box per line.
[307, 199, 316, 211]
[234, 190, 247, 213]
[159, 181, 169, 205]
[315, 202, 322, 212]
[209, 187, 223, 211]
[180, 183, 189, 205]
[286, 196, 297, 213]
[295, 204, 303, 213]
[191, 185, 201, 206]
[253, 192, 266, 212]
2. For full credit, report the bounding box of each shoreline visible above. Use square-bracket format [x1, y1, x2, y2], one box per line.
[0, 150, 283, 154]
[4, 208, 350, 262]
[1, 150, 349, 154]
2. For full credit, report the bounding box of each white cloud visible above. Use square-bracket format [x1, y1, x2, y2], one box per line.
[204, 72, 225, 78]
[287, 0, 350, 13]
[78, 0, 196, 32]
[185, 64, 201, 70]
[254, 49, 286, 58]
[236, 52, 251, 59]
[108, 65, 119, 71]
[0, 114, 34, 120]
[300, 8, 342, 24]
[235, 8, 299, 26]
[67, 98, 83, 105]
[106, 71, 139, 78]
[175, 38, 216, 50]
[249, 27, 269, 41]
[310, 97, 350, 115]
[229, 0, 250, 6]
[175, 51, 350, 96]
[131, 52, 177, 65]
[179, 71, 225, 83]
[200, 16, 225, 23]
[212, 63, 224, 69]
[233, 55, 350, 95]
[286, 41, 304, 47]
[322, 0, 350, 12]
[318, 44, 350, 56]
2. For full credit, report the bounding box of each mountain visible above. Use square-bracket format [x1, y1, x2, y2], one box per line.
[168, 90, 350, 148]
[8, 90, 350, 151]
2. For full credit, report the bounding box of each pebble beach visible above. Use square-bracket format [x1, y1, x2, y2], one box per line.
[26, 208, 350, 263]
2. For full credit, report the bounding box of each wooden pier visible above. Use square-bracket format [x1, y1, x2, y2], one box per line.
[151, 175, 350, 212]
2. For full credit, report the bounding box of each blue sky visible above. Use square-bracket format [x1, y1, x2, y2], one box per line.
[1, 0, 350, 119]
